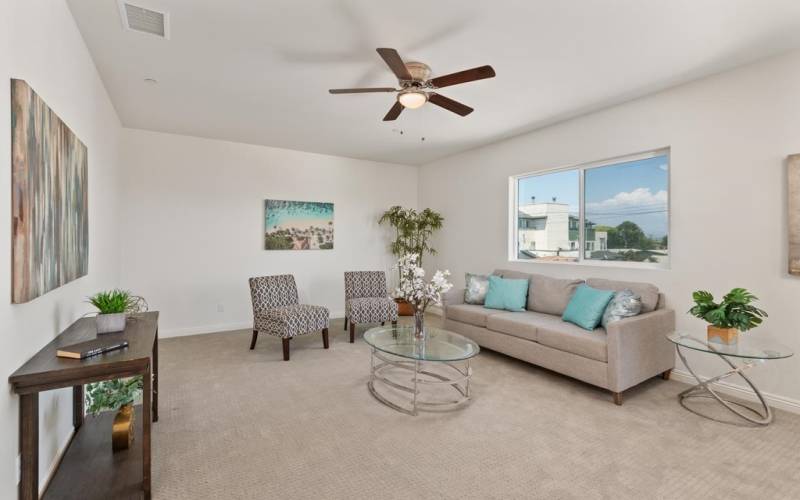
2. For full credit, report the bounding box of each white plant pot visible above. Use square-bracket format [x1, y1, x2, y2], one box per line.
[96, 313, 127, 334]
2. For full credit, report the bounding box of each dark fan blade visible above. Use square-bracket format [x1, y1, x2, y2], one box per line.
[429, 65, 495, 89]
[329, 87, 396, 94]
[428, 93, 473, 116]
[376, 48, 413, 80]
[382, 101, 404, 121]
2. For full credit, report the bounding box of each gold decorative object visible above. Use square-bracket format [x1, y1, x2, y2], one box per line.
[112, 404, 135, 452]
[707, 325, 738, 345]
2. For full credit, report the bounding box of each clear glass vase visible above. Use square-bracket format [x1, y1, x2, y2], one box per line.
[414, 308, 425, 339]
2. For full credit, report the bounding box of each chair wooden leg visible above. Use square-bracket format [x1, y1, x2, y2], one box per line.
[322, 328, 329, 349]
[391, 320, 397, 328]
[282, 338, 290, 361]
[249, 330, 258, 350]
[612, 392, 623, 406]
[661, 369, 672, 380]
[349, 323, 355, 343]
[381, 321, 385, 326]
[344, 317, 348, 331]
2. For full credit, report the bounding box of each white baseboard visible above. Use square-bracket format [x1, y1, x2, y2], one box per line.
[160, 321, 253, 338]
[159, 311, 347, 338]
[40, 428, 75, 495]
[671, 369, 800, 415]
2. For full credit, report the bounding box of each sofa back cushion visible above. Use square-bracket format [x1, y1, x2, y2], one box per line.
[586, 278, 660, 312]
[528, 273, 584, 315]
[494, 270, 583, 315]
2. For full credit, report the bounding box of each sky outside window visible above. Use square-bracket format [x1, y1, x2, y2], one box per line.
[584, 155, 669, 238]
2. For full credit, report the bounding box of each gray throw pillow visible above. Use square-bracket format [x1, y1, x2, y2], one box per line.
[464, 273, 490, 305]
[601, 289, 642, 329]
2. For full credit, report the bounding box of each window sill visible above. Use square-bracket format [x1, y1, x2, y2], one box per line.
[507, 258, 670, 271]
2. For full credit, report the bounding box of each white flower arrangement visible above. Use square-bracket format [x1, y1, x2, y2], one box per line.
[394, 253, 453, 314]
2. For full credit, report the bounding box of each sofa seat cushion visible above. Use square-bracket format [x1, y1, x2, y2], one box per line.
[486, 311, 541, 342]
[537, 320, 608, 362]
[446, 304, 503, 328]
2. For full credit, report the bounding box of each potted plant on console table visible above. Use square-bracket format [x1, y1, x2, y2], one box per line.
[88, 289, 147, 334]
[378, 206, 444, 316]
[688, 287, 768, 345]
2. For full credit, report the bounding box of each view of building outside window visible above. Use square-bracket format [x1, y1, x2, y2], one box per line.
[517, 169, 581, 262]
[514, 151, 669, 266]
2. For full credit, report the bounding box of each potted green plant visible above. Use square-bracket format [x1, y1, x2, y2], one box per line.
[86, 377, 143, 451]
[88, 289, 147, 334]
[688, 288, 768, 345]
[379, 206, 444, 315]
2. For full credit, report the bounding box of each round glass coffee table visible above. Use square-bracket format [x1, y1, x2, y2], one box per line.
[666, 332, 793, 425]
[363, 325, 480, 416]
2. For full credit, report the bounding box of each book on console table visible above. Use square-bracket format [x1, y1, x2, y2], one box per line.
[56, 338, 129, 360]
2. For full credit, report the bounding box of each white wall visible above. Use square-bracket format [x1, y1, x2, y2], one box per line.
[120, 129, 418, 336]
[419, 50, 800, 406]
[0, 1, 123, 496]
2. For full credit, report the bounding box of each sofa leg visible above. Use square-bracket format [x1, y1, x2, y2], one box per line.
[282, 338, 290, 361]
[249, 330, 258, 350]
[322, 328, 329, 349]
[349, 323, 355, 343]
[661, 369, 672, 381]
[343, 317, 348, 331]
[612, 392, 623, 406]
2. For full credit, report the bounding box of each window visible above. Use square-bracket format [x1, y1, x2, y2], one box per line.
[511, 149, 669, 267]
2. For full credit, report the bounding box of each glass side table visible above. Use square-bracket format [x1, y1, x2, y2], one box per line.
[666, 332, 793, 425]
[363, 325, 480, 416]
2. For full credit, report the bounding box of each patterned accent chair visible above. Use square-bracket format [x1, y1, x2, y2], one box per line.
[344, 271, 398, 343]
[248, 274, 330, 361]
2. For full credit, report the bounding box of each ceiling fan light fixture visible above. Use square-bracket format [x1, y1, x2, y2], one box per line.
[398, 90, 427, 109]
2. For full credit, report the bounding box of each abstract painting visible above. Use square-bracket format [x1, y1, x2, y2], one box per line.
[789, 154, 800, 276]
[264, 200, 333, 250]
[11, 79, 88, 303]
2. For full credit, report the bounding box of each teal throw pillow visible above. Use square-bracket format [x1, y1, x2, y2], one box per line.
[562, 284, 616, 331]
[484, 275, 528, 312]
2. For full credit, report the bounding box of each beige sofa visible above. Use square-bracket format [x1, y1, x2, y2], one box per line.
[442, 269, 675, 405]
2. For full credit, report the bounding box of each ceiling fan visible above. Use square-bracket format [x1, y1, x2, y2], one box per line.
[329, 48, 496, 121]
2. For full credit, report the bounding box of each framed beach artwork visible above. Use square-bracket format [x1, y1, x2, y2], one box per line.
[264, 199, 334, 250]
[11, 79, 89, 303]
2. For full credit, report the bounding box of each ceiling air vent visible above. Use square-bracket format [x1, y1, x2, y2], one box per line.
[118, 1, 169, 39]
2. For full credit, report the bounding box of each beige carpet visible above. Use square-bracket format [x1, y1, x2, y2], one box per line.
[153, 316, 800, 499]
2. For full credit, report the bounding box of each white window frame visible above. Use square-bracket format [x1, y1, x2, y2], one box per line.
[508, 148, 670, 269]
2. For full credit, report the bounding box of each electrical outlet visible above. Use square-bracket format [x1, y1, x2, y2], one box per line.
[217, 304, 224, 313]
[15, 454, 20, 484]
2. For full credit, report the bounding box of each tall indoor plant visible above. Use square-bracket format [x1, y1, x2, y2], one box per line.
[688, 288, 767, 345]
[379, 206, 444, 315]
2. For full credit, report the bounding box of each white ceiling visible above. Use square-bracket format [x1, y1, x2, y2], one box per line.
[67, 0, 800, 165]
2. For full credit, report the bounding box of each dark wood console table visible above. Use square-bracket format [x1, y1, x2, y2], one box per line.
[9, 311, 159, 500]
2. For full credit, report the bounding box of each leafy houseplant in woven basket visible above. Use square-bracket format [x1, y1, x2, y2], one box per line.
[87, 289, 148, 334]
[688, 288, 768, 345]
